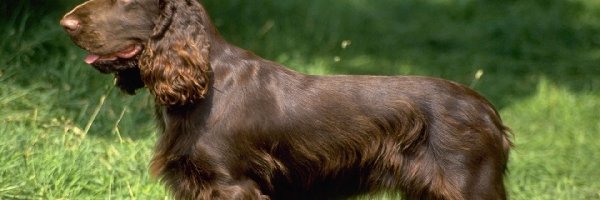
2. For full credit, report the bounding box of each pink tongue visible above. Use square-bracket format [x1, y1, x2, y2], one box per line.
[83, 45, 140, 64]
[85, 54, 100, 64]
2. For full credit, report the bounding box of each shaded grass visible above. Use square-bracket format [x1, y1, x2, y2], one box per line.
[1, 0, 599, 199]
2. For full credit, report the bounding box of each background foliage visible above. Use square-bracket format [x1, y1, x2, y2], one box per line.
[1, 0, 599, 199]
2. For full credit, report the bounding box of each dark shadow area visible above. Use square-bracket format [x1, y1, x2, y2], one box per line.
[1, 0, 79, 20]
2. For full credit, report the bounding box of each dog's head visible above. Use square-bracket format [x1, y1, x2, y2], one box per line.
[60, 0, 160, 94]
[61, 0, 211, 105]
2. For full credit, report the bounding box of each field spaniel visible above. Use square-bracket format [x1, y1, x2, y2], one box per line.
[60, 0, 511, 199]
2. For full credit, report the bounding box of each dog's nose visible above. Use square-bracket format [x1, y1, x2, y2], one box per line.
[60, 18, 80, 34]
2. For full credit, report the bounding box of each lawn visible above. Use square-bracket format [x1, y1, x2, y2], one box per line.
[1, 0, 599, 199]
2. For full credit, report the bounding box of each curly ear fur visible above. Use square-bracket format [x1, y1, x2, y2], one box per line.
[140, 0, 211, 106]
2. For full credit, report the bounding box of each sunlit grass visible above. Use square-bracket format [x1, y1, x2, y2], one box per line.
[504, 78, 600, 200]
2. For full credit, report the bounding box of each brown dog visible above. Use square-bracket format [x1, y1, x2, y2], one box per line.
[60, 0, 511, 199]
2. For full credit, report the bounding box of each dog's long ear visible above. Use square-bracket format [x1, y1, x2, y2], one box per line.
[140, 0, 211, 106]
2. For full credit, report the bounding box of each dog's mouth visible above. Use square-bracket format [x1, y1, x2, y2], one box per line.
[85, 44, 143, 64]
[83, 44, 146, 94]
[85, 44, 144, 74]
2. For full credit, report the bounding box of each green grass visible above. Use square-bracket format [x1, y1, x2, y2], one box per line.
[1, 0, 599, 199]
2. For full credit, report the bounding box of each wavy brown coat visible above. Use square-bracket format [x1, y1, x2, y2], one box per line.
[60, 0, 512, 199]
